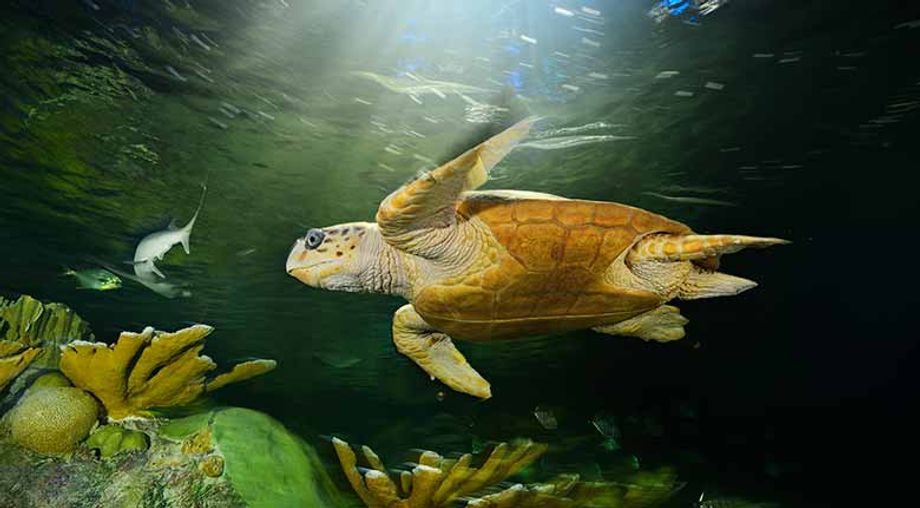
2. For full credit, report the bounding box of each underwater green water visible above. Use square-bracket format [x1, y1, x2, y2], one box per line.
[2, 0, 919, 506]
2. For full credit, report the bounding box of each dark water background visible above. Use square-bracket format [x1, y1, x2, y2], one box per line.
[2, 1, 919, 505]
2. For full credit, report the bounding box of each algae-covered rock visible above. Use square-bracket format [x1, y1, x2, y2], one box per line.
[160, 407, 347, 507]
[4, 386, 99, 455]
[86, 424, 149, 458]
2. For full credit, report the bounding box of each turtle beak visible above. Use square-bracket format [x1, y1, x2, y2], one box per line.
[286, 237, 341, 287]
[285, 238, 307, 275]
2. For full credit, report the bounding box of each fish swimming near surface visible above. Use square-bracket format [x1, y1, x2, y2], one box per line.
[133, 184, 207, 279]
[63, 267, 122, 291]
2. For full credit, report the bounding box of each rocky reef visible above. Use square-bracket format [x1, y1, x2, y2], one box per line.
[0, 295, 686, 507]
[332, 437, 683, 508]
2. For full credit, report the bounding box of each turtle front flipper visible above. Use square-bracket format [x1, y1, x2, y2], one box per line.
[392, 304, 492, 399]
[376, 117, 536, 256]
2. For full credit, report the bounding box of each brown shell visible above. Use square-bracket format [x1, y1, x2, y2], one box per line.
[413, 195, 695, 341]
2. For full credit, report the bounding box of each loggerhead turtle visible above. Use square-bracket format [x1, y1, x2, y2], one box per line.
[286, 118, 787, 399]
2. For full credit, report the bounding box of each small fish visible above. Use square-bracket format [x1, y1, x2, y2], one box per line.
[894, 19, 920, 29]
[573, 26, 604, 36]
[554, 7, 574, 17]
[189, 33, 211, 51]
[164, 65, 187, 82]
[314, 352, 363, 369]
[533, 405, 558, 430]
[221, 102, 242, 114]
[63, 268, 121, 291]
[133, 184, 207, 279]
[591, 412, 622, 451]
[643, 192, 737, 207]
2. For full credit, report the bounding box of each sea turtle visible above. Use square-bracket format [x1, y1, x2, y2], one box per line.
[286, 118, 787, 399]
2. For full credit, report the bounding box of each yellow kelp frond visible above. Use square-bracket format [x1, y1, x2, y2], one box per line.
[0, 340, 40, 391]
[205, 359, 277, 392]
[332, 437, 547, 508]
[59, 324, 276, 420]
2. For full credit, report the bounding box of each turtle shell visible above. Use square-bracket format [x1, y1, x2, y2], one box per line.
[412, 193, 696, 341]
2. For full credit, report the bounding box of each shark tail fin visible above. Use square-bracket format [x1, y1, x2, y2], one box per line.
[181, 183, 208, 233]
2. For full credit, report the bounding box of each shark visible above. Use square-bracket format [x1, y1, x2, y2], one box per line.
[132, 184, 207, 279]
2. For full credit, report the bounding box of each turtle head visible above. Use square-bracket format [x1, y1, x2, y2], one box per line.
[286, 222, 376, 292]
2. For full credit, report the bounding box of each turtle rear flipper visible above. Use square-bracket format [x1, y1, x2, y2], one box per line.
[622, 233, 788, 299]
[593, 305, 688, 342]
[679, 269, 757, 299]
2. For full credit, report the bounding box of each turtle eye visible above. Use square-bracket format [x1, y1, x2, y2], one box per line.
[305, 229, 325, 249]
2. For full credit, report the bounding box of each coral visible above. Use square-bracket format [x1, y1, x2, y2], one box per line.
[4, 386, 99, 455]
[333, 439, 684, 508]
[205, 359, 278, 392]
[86, 424, 150, 458]
[0, 294, 93, 368]
[332, 438, 547, 508]
[0, 340, 39, 392]
[199, 454, 224, 477]
[27, 372, 72, 391]
[58, 324, 276, 420]
[466, 469, 684, 507]
[180, 427, 214, 455]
